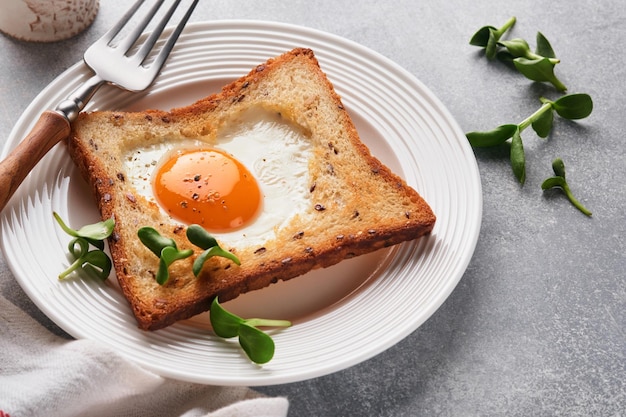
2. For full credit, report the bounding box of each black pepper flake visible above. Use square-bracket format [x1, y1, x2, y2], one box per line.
[314, 203, 326, 211]
[116, 172, 125, 181]
[194, 175, 201, 181]
[180, 201, 188, 208]
[293, 231, 304, 240]
[254, 247, 267, 255]
[352, 210, 360, 219]
[192, 193, 199, 200]
[309, 182, 317, 193]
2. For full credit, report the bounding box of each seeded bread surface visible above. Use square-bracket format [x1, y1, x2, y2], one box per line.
[67, 48, 436, 331]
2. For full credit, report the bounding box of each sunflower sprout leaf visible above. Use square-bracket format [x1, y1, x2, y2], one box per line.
[239, 323, 276, 364]
[552, 94, 593, 120]
[466, 124, 518, 147]
[535, 31, 556, 58]
[510, 129, 526, 184]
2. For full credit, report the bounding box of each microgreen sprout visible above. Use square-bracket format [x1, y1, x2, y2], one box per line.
[210, 298, 291, 364]
[186, 224, 240, 276]
[137, 226, 193, 285]
[470, 16, 516, 60]
[53, 212, 114, 280]
[471, 19, 568, 91]
[466, 93, 593, 184]
[138, 225, 241, 285]
[499, 32, 567, 91]
[541, 158, 592, 216]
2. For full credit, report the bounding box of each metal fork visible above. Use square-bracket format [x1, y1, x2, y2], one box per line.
[0, 0, 198, 212]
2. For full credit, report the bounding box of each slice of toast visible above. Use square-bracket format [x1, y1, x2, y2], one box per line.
[67, 48, 436, 331]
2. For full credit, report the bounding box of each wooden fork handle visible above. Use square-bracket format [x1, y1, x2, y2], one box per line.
[0, 110, 70, 213]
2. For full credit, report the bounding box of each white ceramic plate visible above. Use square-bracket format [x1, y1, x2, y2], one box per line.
[0, 20, 481, 386]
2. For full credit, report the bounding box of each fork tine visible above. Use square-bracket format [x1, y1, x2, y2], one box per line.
[141, 0, 199, 72]
[117, 0, 166, 54]
[97, 0, 147, 45]
[134, 0, 183, 63]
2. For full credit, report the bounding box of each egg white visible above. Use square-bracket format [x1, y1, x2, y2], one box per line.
[124, 109, 313, 247]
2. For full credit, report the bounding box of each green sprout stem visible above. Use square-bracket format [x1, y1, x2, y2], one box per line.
[529, 54, 559, 66]
[518, 101, 553, 131]
[559, 182, 592, 216]
[58, 248, 112, 281]
[59, 257, 84, 280]
[245, 318, 293, 328]
[494, 16, 517, 39]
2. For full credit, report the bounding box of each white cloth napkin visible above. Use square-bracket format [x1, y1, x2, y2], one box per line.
[0, 294, 289, 417]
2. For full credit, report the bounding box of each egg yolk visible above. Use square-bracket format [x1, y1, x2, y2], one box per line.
[153, 148, 262, 231]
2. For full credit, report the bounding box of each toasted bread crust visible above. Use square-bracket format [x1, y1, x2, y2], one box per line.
[67, 48, 435, 330]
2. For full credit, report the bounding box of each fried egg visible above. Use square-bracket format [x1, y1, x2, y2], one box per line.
[125, 109, 312, 247]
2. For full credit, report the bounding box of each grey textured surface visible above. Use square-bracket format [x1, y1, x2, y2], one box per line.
[1, 0, 624, 416]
